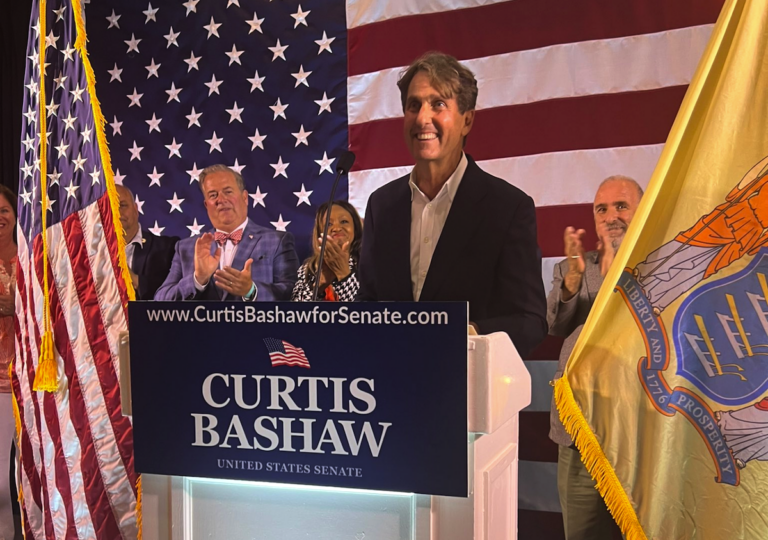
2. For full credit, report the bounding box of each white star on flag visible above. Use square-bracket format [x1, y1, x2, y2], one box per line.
[65, 181, 80, 199]
[315, 32, 335, 54]
[182, 0, 199, 16]
[89, 167, 101, 185]
[143, 3, 159, 23]
[184, 52, 201, 72]
[248, 128, 267, 150]
[129, 141, 143, 161]
[62, 112, 77, 131]
[110, 115, 122, 135]
[204, 17, 222, 39]
[226, 102, 244, 123]
[187, 218, 204, 236]
[146, 113, 162, 133]
[249, 186, 267, 208]
[148, 166, 164, 186]
[164, 27, 180, 48]
[315, 92, 336, 116]
[246, 13, 264, 34]
[113, 169, 125, 184]
[270, 157, 289, 178]
[205, 74, 223, 96]
[135, 195, 145, 214]
[55, 140, 69, 158]
[127, 88, 143, 107]
[294, 184, 313, 206]
[48, 168, 62, 185]
[145, 58, 161, 78]
[61, 43, 75, 62]
[270, 98, 288, 120]
[231, 159, 246, 174]
[53, 73, 67, 89]
[106, 9, 121, 29]
[45, 30, 59, 49]
[72, 152, 86, 172]
[186, 107, 202, 128]
[268, 39, 288, 61]
[108, 63, 122, 82]
[225, 45, 244, 66]
[315, 152, 335, 174]
[247, 71, 265, 92]
[125, 34, 141, 53]
[166, 138, 183, 158]
[206, 132, 223, 153]
[291, 65, 311, 88]
[46, 100, 60, 118]
[167, 192, 185, 213]
[292, 125, 312, 147]
[187, 162, 202, 183]
[270, 214, 290, 231]
[291, 5, 310, 28]
[148, 221, 165, 236]
[70, 84, 85, 102]
[166, 82, 183, 103]
[81, 126, 92, 143]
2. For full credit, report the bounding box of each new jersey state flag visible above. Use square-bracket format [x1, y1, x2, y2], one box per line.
[555, 0, 768, 538]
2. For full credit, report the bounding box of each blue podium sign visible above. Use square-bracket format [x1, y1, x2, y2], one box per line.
[129, 301, 469, 497]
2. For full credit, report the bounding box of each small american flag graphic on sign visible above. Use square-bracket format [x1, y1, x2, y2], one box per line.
[263, 338, 311, 369]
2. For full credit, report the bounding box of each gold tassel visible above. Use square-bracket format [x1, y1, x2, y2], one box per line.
[136, 475, 143, 540]
[11, 365, 26, 539]
[555, 377, 648, 540]
[33, 330, 57, 392]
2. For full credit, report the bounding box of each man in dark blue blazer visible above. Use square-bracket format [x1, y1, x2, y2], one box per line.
[357, 52, 547, 358]
[155, 165, 299, 301]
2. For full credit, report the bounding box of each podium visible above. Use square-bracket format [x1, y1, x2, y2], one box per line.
[125, 303, 530, 540]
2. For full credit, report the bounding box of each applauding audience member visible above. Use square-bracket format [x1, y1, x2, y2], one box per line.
[292, 201, 362, 302]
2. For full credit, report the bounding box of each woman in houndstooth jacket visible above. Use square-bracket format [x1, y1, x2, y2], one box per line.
[292, 201, 362, 302]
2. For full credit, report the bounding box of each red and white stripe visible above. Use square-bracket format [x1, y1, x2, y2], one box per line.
[345, 0, 725, 535]
[13, 194, 137, 539]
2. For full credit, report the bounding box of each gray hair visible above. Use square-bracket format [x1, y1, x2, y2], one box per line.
[598, 175, 644, 199]
[198, 164, 245, 193]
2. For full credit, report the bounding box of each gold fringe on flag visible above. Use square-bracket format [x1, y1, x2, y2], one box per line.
[136, 475, 143, 540]
[10, 363, 27, 538]
[33, 0, 57, 393]
[555, 377, 647, 540]
[71, 0, 135, 303]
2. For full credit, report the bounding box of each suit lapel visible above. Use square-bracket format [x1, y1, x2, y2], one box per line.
[584, 251, 604, 302]
[419, 159, 488, 301]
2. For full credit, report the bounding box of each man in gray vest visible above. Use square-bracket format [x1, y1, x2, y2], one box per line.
[548, 175, 644, 540]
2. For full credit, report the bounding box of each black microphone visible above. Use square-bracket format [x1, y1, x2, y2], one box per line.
[312, 150, 356, 301]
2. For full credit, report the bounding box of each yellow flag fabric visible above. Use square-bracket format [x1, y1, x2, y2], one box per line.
[555, 1, 768, 539]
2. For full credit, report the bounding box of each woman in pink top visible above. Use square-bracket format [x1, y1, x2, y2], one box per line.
[0, 185, 17, 540]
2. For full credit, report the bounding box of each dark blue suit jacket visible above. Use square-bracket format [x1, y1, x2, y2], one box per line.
[155, 219, 299, 301]
[358, 156, 547, 358]
[131, 232, 179, 300]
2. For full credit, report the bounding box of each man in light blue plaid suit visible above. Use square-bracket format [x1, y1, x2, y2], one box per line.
[155, 165, 299, 301]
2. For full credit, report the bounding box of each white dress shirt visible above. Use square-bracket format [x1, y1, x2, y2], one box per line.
[125, 225, 143, 270]
[409, 153, 468, 300]
[194, 219, 253, 296]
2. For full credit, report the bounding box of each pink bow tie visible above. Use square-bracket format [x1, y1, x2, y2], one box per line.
[214, 229, 244, 246]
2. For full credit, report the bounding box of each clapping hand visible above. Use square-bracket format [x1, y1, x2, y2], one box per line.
[194, 233, 221, 286]
[320, 234, 351, 282]
[215, 259, 254, 297]
[562, 227, 585, 300]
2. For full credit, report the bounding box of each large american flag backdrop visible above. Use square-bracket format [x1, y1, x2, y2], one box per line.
[17, 0, 726, 538]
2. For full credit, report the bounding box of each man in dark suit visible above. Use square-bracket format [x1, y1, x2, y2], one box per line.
[155, 165, 299, 302]
[357, 52, 547, 358]
[116, 184, 178, 300]
[547, 175, 643, 540]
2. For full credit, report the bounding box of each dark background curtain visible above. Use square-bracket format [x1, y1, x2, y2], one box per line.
[1, 0, 34, 195]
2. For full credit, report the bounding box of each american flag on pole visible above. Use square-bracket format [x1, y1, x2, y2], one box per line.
[14, 0, 137, 538]
[263, 337, 311, 368]
[79, 0, 727, 537]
